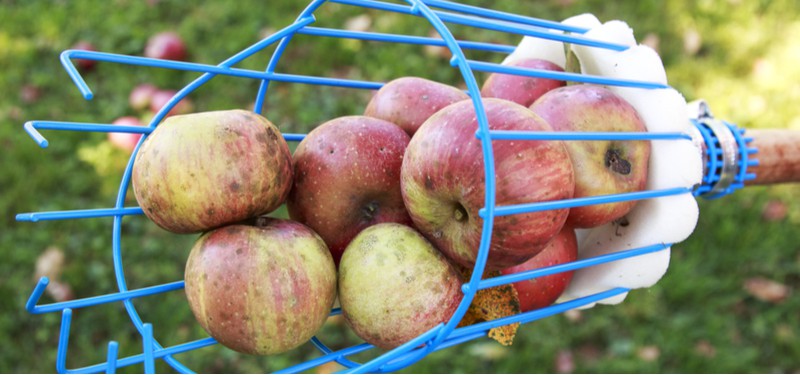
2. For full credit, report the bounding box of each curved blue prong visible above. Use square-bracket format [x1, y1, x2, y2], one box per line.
[143, 323, 155, 374]
[60, 50, 94, 100]
[23, 122, 49, 148]
[106, 341, 119, 374]
[26, 277, 50, 313]
[56, 308, 73, 374]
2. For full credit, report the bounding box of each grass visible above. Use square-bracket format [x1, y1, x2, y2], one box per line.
[2, 0, 799, 373]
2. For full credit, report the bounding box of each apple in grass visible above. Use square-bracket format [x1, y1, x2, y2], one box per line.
[364, 76, 468, 136]
[129, 83, 158, 111]
[401, 98, 575, 271]
[150, 89, 194, 117]
[481, 58, 566, 107]
[144, 31, 187, 61]
[71, 41, 97, 72]
[287, 116, 413, 265]
[530, 85, 650, 228]
[132, 109, 292, 233]
[500, 225, 578, 312]
[108, 116, 144, 153]
[184, 218, 337, 355]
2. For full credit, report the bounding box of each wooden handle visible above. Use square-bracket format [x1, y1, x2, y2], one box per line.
[746, 129, 800, 185]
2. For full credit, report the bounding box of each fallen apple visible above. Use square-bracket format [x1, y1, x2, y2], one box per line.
[364, 76, 469, 136]
[149, 89, 194, 117]
[338, 223, 463, 349]
[500, 225, 577, 312]
[71, 41, 97, 72]
[287, 115, 413, 265]
[132, 109, 293, 233]
[129, 83, 158, 111]
[481, 58, 565, 107]
[144, 31, 187, 61]
[401, 98, 574, 271]
[184, 218, 337, 355]
[108, 116, 144, 153]
[530, 85, 650, 228]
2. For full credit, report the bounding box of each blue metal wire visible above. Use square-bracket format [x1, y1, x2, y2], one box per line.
[17, 0, 757, 373]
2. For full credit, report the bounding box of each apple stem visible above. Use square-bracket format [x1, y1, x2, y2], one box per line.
[453, 204, 468, 223]
[606, 149, 632, 175]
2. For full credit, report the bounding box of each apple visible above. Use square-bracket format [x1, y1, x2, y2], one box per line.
[71, 41, 97, 72]
[480, 58, 565, 107]
[149, 89, 194, 117]
[129, 83, 158, 111]
[364, 76, 469, 136]
[401, 98, 575, 271]
[144, 31, 187, 61]
[108, 116, 144, 153]
[184, 218, 337, 355]
[287, 116, 413, 265]
[529, 85, 650, 228]
[500, 225, 577, 312]
[132, 109, 293, 233]
[338, 223, 463, 349]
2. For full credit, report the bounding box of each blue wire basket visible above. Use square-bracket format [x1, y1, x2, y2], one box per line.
[19, 0, 758, 373]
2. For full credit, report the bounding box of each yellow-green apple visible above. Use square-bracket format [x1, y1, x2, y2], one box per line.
[184, 218, 337, 355]
[338, 223, 463, 349]
[132, 109, 293, 233]
[287, 116, 412, 265]
[481, 58, 565, 107]
[401, 98, 575, 271]
[364, 76, 468, 136]
[530, 85, 650, 228]
[500, 225, 577, 312]
[108, 116, 144, 153]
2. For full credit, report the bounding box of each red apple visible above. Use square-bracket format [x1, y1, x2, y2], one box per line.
[338, 223, 463, 349]
[71, 41, 97, 72]
[144, 31, 187, 61]
[149, 89, 194, 117]
[364, 76, 469, 136]
[530, 85, 650, 228]
[108, 116, 144, 153]
[129, 83, 158, 111]
[287, 116, 413, 265]
[500, 226, 577, 312]
[481, 58, 565, 107]
[184, 218, 337, 355]
[132, 110, 293, 233]
[401, 98, 575, 271]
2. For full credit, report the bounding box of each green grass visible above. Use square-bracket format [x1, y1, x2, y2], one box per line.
[2, 0, 799, 373]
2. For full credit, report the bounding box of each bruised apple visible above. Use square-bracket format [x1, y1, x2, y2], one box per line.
[132, 110, 292, 233]
[184, 218, 337, 355]
[338, 223, 463, 349]
[500, 226, 577, 312]
[401, 98, 574, 271]
[530, 85, 650, 228]
[364, 76, 468, 136]
[287, 116, 412, 265]
[481, 58, 565, 107]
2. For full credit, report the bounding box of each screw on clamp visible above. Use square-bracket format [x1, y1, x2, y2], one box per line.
[688, 99, 757, 199]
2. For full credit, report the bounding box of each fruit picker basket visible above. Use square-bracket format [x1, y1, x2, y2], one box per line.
[18, 0, 800, 373]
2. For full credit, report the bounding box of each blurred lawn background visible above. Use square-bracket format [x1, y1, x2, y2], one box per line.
[2, 0, 799, 373]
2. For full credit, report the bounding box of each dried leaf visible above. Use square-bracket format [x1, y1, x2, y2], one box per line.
[744, 277, 790, 303]
[34, 246, 65, 281]
[456, 267, 521, 346]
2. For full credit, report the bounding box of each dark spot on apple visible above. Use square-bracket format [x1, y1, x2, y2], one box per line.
[207, 208, 215, 216]
[230, 182, 241, 192]
[361, 200, 380, 221]
[236, 248, 243, 255]
[605, 148, 631, 175]
[453, 203, 469, 223]
[256, 131, 269, 144]
[425, 175, 434, 190]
